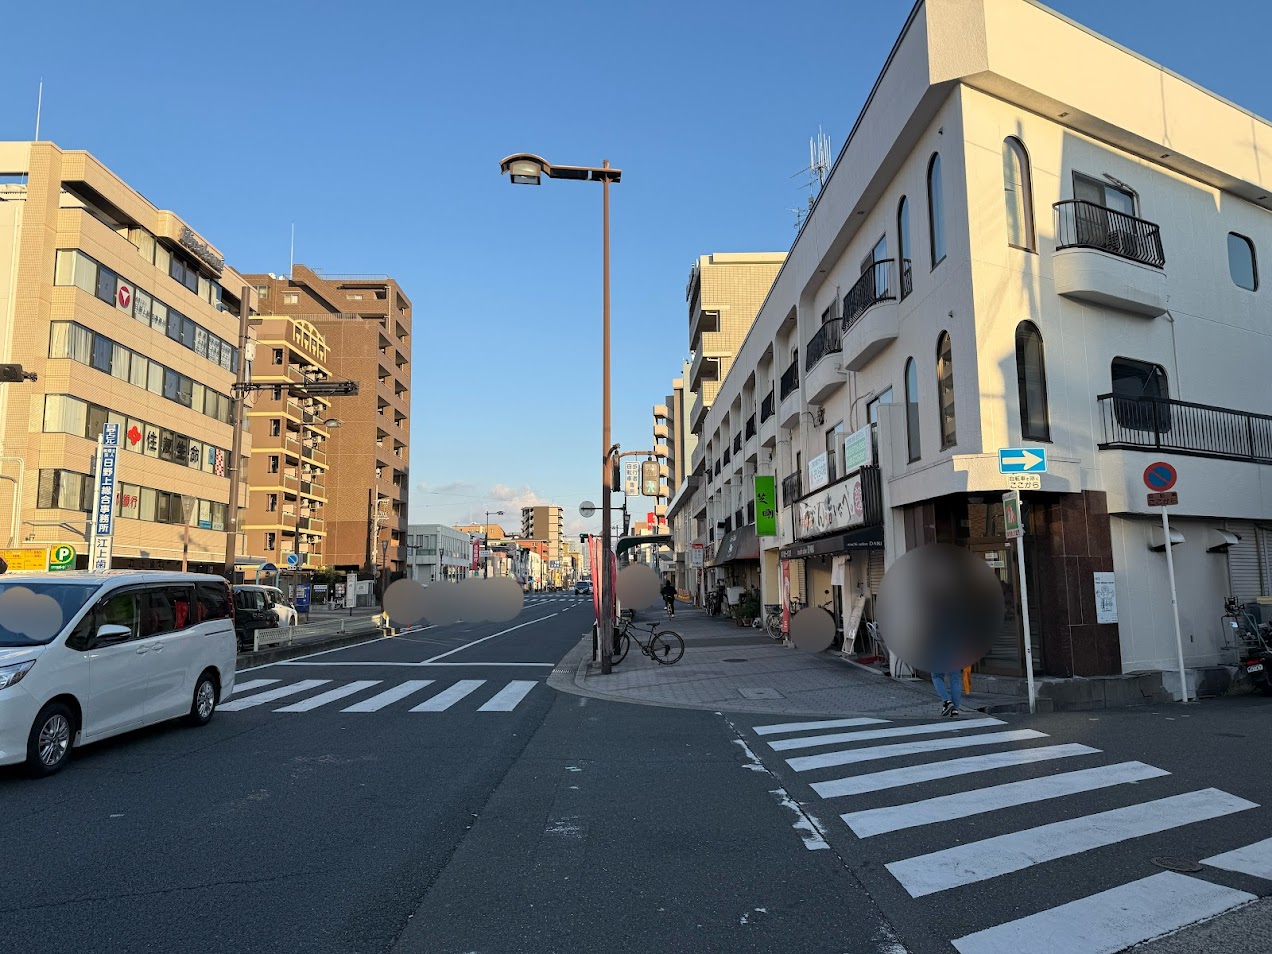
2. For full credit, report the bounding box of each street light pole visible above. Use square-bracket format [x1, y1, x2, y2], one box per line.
[223, 284, 252, 580]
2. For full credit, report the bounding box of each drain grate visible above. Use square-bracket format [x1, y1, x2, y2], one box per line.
[1151, 857, 1203, 873]
[723, 658, 749, 663]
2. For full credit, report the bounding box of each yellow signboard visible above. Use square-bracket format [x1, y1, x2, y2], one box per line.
[0, 548, 50, 572]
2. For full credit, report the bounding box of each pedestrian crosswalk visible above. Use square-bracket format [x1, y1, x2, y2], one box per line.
[221, 677, 541, 714]
[747, 714, 1271, 953]
[525, 596, 588, 605]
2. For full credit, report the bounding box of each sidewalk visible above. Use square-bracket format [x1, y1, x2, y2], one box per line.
[550, 602, 1026, 719]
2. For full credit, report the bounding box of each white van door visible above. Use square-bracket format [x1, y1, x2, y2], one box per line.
[80, 589, 151, 741]
[138, 585, 198, 721]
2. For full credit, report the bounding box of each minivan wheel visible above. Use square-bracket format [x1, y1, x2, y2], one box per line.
[27, 702, 75, 777]
[187, 672, 218, 726]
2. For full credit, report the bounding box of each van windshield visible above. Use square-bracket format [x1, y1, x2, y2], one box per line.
[0, 582, 97, 647]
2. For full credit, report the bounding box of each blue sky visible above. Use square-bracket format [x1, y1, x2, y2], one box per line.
[3, 0, 1270, 538]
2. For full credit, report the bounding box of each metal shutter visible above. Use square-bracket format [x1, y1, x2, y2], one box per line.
[1260, 528, 1272, 599]
[1227, 521, 1262, 603]
[867, 550, 886, 593]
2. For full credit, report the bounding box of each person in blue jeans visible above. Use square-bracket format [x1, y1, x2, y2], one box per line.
[931, 671, 962, 718]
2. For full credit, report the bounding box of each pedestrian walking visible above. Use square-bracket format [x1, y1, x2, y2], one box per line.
[931, 670, 962, 718]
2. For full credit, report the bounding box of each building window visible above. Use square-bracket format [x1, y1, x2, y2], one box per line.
[265, 532, 277, 552]
[272, 348, 284, 365]
[927, 153, 946, 268]
[270, 419, 281, 437]
[1228, 232, 1258, 291]
[867, 387, 893, 464]
[269, 456, 280, 474]
[1015, 321, 1051, 441]
[825, 420, 845, 482]
[283, 293, 299, 304]
[897, 196, 913, 298]
[1074, 172, 1135, 215]
[935, 332, 956, 449]
[267, 493, 278, 513]
[1003, 137, 1035, 251]
[904, 357, 921, 462]
[1111, 356, 1170, 431]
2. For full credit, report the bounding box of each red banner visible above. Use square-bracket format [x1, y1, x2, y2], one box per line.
[471, 539, 481, 570]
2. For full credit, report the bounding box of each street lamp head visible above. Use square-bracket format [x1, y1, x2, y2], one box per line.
[323, 418, 342, 428]
[500, 154, 548, 186]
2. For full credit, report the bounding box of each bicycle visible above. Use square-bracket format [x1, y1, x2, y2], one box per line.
[611, 615, 685, 666]
[763, 603, 784, 641]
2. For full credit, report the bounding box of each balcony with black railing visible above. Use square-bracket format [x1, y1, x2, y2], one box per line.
[744, 414, 756, 440]
[841, 259, 902, 372]
[760, 390, 775, 422]
[1098, 393, 1272, 463]
[781, 472, 802, 507]
[806, 320, 843, 371]
[779, 359, 799, 400]
[733, 433, 742, 454]
[1053, 201, 1167, 317]
[806, 318, 846, 404]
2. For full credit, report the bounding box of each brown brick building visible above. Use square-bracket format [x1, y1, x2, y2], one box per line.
[243, 265, 411, 577]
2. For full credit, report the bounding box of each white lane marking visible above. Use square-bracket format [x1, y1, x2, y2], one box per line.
[752, 717, 890, 736]
[788, 729, 1047, 772]
[951, 871, 1257, 954]
[229, 678, 279, 696]
[771, 788, 830, 851]
[768, 717, 1005, 751]
[275, 680, 382, 712]
[342, 680, 435, 712]
[477, 680, 537, 711]
[421, 614, 559, 663]
[411, 680, 485, 711]
[811, 743, 1102, 798]
[276, 666, 559, 671]
[888, 788, 1259, 898]
[1203, 835, 1272, 880]
[220, 679, 331, 711]
[843, 761, 1170, 837]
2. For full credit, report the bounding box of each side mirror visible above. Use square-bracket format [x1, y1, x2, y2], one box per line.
[95, 624, 132, 646]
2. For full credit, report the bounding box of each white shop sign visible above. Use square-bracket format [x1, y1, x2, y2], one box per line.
[796, 470, 866, 540]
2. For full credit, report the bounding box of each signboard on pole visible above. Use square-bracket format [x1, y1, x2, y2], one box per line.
[1143, 462, 1178, 492]
[998, 447, 1047, 474]
[1003, 491, 1022, 540]
[1147, 492, 1179, 507]
[49, 544, 76, 572]
[89, 423, 121, 572]
[690, 544, 704, 568]
[807, 452, 829, 491]
[754, 475, 777, 537]
[0, 548, 49, 572]
[842, 425, 874, 473]
[623, 461, 640, 497]
[294, 583, 311, 613]
[1144, 461, 1189, 702]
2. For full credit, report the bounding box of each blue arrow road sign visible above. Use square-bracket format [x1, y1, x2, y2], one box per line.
[998, 447, 1048, 474]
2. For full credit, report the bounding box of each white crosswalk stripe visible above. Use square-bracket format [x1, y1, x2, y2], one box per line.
[229, 678, 280, 696]
[747, 713, 1271, 953]
[411, 680, 486, 711]
[342, 679, 435, 712]
[220, 679, 330, 710]
[218, 678, 539, 714]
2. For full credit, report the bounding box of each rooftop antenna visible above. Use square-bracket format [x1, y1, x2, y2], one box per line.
[788, 126, 832, 230]
[34, 79, 44, 142]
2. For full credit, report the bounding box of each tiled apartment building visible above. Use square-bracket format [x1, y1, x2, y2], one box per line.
[0, 141, 256, 570]
[245, 265, 411, 578]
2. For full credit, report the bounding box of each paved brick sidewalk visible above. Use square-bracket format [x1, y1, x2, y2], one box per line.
[548, 602, 1022, 719]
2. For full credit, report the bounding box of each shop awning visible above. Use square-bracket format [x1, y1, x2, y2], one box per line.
[711, 524, 760, 565]
[779, 524, 884, 560]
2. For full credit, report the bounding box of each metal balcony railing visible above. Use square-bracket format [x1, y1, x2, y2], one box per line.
[1054, 201, 1165, 269]
[806, 320, 844, 371]
[843, 259, 898, 329]
[723, 447, 731, 465]
[779, 359, 799, 400]
[745, 414, 756, 440]
[1097, 393, 1272, 462]
[781, 472, 802, 507]
[760, 390, 775, 422]
[733, 433, 742, 454]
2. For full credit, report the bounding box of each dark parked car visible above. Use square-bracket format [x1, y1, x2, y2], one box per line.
[233, 587, 276, 650]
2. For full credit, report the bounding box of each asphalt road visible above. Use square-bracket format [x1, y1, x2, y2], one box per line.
[3, 593, 1270, 954]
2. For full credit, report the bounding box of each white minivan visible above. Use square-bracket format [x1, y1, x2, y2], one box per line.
[0, 571, 237, 777]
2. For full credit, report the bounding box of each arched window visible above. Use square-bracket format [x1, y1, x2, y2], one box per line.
[927, 153, 946, 268]
[1015, 321, 1050, 441]
[1003, 137, 1035, 251]
[904, 357, 921, 462]
[897, 196, 913, 298]
[936, 332, 956, 448]
[1228, 232, 1258, 291]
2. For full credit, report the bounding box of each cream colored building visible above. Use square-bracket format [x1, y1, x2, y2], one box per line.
[0, 141, 256, 571]
[695, 0, 1272, 697]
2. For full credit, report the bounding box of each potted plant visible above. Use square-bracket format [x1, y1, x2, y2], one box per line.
[732, 591, 761, 627]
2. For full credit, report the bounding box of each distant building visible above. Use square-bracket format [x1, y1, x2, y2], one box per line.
[406, 524, 475, 583]
[520, 505, 565, 584]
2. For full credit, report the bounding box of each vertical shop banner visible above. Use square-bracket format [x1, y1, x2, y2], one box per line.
[754, 476, 777, 537]
[471, 538, 481, 570]
[89, 423, 121, 572]
[780, 560, 792, 634]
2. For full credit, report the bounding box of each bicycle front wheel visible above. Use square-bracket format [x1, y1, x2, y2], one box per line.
[765, 613, 784, 641]
[612, 632, 630, 665]
[649, 629, 684, 665]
